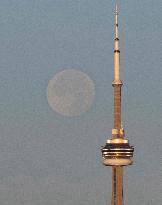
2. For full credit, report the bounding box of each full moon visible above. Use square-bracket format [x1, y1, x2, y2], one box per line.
[47, 69, 95, 116]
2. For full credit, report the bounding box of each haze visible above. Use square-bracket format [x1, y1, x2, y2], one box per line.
[0, 1, 161, 205]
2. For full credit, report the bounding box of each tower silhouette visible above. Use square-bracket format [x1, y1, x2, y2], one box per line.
[101, 5, 134, 205]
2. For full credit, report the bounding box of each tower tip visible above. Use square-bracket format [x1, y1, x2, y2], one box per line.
[115, 3, 119, 40]
[115, 3, 119, 15]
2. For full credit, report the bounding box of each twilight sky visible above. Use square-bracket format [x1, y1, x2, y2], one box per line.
[0, 0, 162, 205]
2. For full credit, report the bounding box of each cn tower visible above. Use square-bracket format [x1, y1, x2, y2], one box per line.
[101, 5, 134, 205]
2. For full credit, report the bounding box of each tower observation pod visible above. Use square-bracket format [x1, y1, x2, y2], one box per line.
[101, 5, 134, 205]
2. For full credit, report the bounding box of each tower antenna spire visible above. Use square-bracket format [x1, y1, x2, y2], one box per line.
[113, 3, 121, 86]
[115, 3, 119, 39]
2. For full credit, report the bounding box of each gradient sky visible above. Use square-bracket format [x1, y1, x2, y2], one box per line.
[0, 0, 162, 204]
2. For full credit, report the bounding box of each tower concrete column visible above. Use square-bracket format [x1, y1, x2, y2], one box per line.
[111, 6, 124, 205]
[113, 84, 122, 133]
[111, 167, 123, 205]
[101, 4, 134, 205]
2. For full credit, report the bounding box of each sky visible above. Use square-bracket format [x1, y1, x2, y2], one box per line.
[0, 0, 162, 204]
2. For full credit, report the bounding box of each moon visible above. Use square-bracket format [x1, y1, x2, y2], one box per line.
[47, 69, 95, 116]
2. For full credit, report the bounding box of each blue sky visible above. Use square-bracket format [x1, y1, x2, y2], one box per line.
[0, 0, 162, 204]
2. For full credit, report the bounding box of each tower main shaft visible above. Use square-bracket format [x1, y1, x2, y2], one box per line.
[113, 85, 122, 132]
[112, 7, 123, 205]
[112, 166, 123, 205]
[101, 5, 134, 205]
